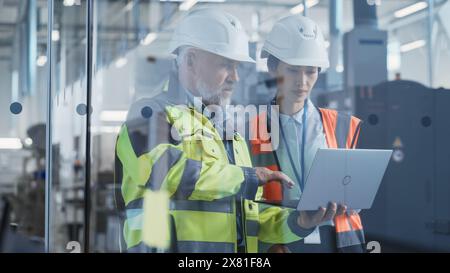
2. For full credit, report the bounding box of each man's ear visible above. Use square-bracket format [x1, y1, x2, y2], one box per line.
[186, 50, 195, 69]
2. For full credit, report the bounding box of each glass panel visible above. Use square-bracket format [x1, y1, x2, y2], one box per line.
[89, 0, 156, 253]
[86, 0, 450, 253]
[0, 0, 47, 252]
[47, 0, 87, 253]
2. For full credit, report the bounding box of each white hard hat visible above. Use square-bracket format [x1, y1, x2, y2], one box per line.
[169, 8, 255, 63]
[261, 15, 329, 69]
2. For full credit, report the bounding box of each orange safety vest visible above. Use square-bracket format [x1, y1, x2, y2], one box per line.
[250, 106, 365, 252]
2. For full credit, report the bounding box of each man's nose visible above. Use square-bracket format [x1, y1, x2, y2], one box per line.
[228, 67, 240, 82]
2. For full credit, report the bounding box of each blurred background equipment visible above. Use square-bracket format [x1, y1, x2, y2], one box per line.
[343, 0, 388, 107]
[0, 197, 44, 253]
[314, 0, 450, 252]
[318, 80, 450, 252]
[9, 124, 46, 238]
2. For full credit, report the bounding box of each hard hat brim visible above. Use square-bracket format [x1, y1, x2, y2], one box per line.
[261, 49, 329, 69]
[170, 44, 255, 63]
[223, 53, 256, 63]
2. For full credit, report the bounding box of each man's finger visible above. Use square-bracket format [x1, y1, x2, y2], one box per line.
[322, 202, 337, 221]
[275, 171, 295, 188]
[336, 204, 347, 216]
[312, 206, 326, 223]
[348, 209, 358, 215]
[272, 171, 295, 189]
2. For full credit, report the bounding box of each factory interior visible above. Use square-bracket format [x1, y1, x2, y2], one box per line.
[0, 0, 449, 253]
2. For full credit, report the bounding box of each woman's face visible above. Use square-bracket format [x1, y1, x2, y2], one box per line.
[273, 61, 319, 104]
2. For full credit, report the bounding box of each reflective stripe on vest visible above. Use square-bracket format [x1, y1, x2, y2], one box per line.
[125, 198, 235, 213]
[123, 198, 239, 250]
[171, 199, 234, 213]
[146, 147, 183, 191]
[172, 159, 202, 199]
[177, 241, 235, 253]
[334, 214, 365, 248]
[335, 112, 351, 149]
[246, 220, 259, 237]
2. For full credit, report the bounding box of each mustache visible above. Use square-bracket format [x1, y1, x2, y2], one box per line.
[223, 80, 235, 90]
[222, 86, 234, 90]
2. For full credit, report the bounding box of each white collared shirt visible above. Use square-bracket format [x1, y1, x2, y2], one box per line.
[276, 100, 332, 244]
[276, 99, 328, 199]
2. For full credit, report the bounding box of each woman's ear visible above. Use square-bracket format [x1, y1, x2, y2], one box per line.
[268, 67, 284, 86]
[268, 68, 277, 78]
[268, 66, 280, 84]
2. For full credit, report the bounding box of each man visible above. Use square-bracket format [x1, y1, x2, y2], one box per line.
[250, 15, 366, 253]
[115, 9, 316, 253]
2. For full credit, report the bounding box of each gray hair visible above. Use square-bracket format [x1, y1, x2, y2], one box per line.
[176, 45, 196, 68]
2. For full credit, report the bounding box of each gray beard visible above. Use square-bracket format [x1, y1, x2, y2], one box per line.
[195, 79, 231, 107]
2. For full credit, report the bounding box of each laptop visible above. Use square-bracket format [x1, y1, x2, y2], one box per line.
[255, 148, 393, 211]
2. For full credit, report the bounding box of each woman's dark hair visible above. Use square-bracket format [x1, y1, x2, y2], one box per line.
[267, 54, 280, 73]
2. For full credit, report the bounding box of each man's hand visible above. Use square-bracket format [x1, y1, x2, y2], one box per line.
[254, 167, 295, 189]
[297, 202, 347, 229]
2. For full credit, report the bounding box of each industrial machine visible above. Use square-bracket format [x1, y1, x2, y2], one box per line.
[318, 80, 450, 252]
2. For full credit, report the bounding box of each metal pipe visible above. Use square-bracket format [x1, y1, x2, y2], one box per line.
[44, 0, 54, 253]
[133, 0, 140, 42]
[83, 0, 94, 253]
[427, 0, 434, 87]
[27, 0, 37, 96]
[303, 0, 307, 16]
[328, 0, 343, 91]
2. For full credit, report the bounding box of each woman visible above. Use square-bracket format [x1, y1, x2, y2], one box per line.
[251, 15, 365, 253]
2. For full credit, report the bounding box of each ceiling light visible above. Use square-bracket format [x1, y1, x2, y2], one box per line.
[141, 32, 158, 46]
[179, 0, 198, 11]
[125, 1, 135, 11]
[394, 2, 428, 18]
[290, 0, 319, 15]
[115, 57, 128, 68]
[63, 0, 75, 6]
[37, 55, 47, 67]
[400, 39, 426, 53]
[100, 111, 128, 122]
[0, 138, 23, 150]
[52, 30, 60, 41]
